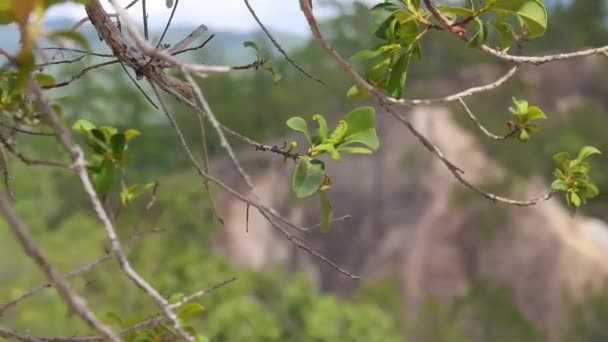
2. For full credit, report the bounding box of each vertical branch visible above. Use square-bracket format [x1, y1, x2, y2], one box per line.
[157, 0, 180, 49]
[0, 193, 120, 342]
[142, 0, 149, 40]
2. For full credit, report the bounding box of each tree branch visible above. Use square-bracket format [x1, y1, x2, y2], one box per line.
[0, 192, 119, 341]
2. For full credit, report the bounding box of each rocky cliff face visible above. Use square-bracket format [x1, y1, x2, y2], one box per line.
[209, 58, 608, 339]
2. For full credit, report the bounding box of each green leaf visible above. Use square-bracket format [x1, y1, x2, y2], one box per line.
[110, 133, 126, 157]
[526, 106, 546, 121]
[168, 292, 185, 304]
[327, 120, 348, 145]
[344, 106, 375, 135]
[371, 4, 398, 40]
[510, 97, 529, 114]
[386, 53, 410, 99]
[490, 0, 547, 38]
[490, 21, 516, 51]
[518, 129, 529, 142]
[291, 157, 325, 198]
[341, 128, 380, 151]
[243, 40, 261, 59]
[286, 117, 311, 145]
[90, 159, 114, 194]
[177, 303, 205, 322]
[346, 84, 371, 100]
[337, 146, 374, 155]
[396, 19, 418, 47]
[262, 59, 282, 83]
[467, 19, 488, 48]
[124, 129, 141, 141]
[437, 5, 474, 20]
[313, 143, 341, 162]
[91, 129, 107, 143]
[553, 152, 570, 170]
[570, 191, 581, 207]
[366, 57, 391, 82]
[312, 114, 328, 141]
[550, 179, 568, 191]
[72, 119, 96, 133]
[34, 73, 55, 87]
[577, 146, 602, 162]
[319, 190, 333, 233]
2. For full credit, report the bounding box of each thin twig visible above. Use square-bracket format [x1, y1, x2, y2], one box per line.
[0, 121, 55, 136]
[43, 60, 120, 89]
[0, 143, 15, 201]
[142, 0, 149, 41]
[243, 0, 324, 84]
[457, 98, 515, 140]
[118, 61, 159, 109]
[0, 192, 119, 341]
[171, 34, 215, 56]
[0, 133, 72, 168]
[156, 0, 180, 49]
[36, 55, 85, 69]
[39, 47, 115, 58]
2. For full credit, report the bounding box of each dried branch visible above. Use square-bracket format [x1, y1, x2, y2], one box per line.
[299, 0, 553, 207]
[0, 192, 119, 341]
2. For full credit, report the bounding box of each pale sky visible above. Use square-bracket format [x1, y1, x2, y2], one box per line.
[46, 0, 378, 35]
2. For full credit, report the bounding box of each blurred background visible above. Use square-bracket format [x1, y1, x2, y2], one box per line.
[1, 0, 608, 341]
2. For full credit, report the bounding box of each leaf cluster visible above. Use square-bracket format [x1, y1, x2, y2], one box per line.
[286, 106, 379, 231]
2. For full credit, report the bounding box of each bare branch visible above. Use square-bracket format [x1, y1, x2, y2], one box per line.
[394, 66, 519, 106]
[0, 192, 119, 341]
